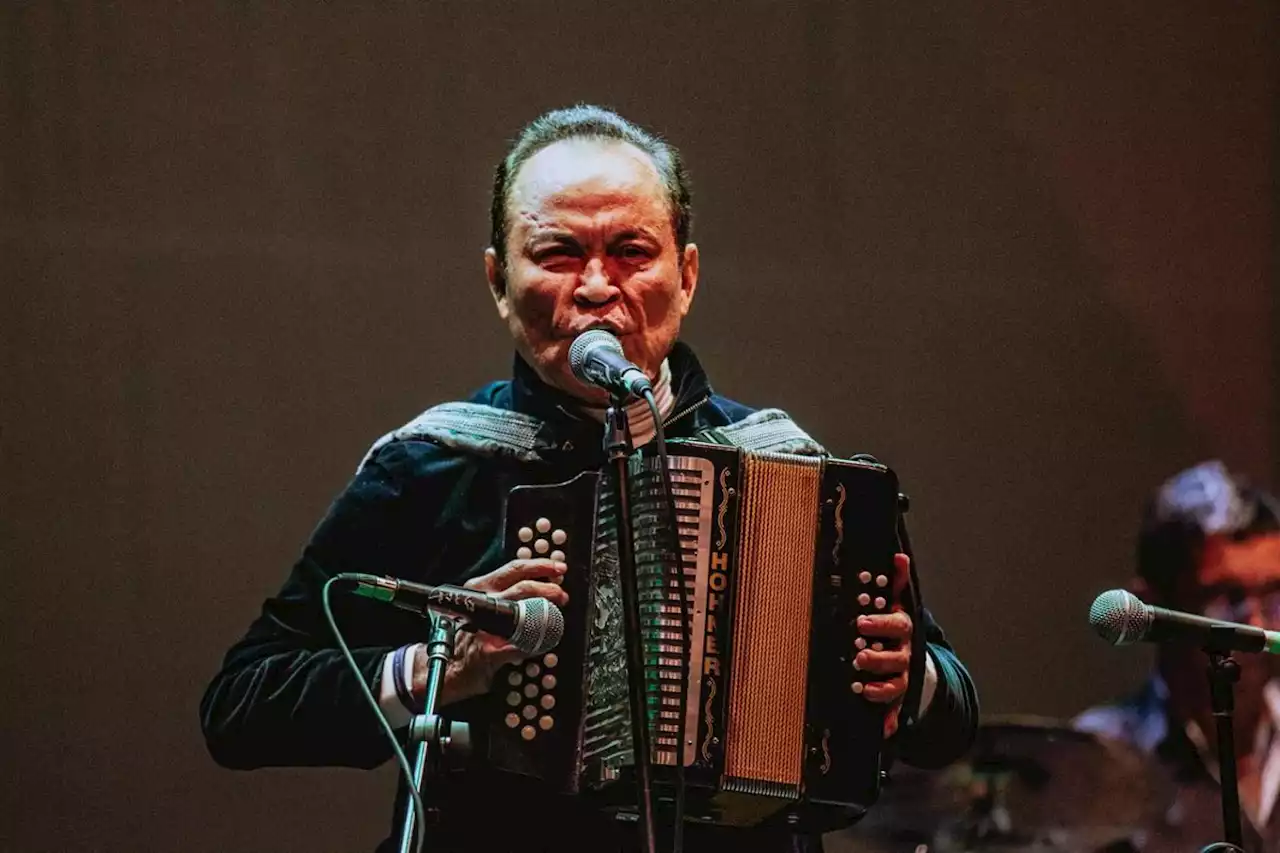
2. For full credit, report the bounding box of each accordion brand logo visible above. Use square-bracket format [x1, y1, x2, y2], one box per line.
[701, 549, 730, 764]
[704, 550, 729, 677]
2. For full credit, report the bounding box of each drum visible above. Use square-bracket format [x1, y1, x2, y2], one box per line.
[827, 715, 1174, 853]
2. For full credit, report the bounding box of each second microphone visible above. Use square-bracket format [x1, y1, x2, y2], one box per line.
[342, 573, 565, 656]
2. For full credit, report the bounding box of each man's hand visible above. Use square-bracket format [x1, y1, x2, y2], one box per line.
[856, 552, 912, 738]
[423, 558, 568, 707]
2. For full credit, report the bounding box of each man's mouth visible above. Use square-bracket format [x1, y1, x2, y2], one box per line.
[563, 320, 627, 338]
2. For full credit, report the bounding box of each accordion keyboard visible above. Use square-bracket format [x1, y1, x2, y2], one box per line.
[502, 515, 572, 744]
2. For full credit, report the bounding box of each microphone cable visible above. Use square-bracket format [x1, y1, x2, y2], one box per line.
[644, 388, 690, 853]
[322, 576, 429, 853]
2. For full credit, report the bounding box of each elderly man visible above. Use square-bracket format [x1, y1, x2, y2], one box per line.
[200, 105, 978, 853]
[1076, 460, 1280, 852]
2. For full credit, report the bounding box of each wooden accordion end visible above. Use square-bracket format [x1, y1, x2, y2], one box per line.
[483, 440, 903, 831]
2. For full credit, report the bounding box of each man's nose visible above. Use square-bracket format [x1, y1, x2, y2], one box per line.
[574, 258, 618, 305]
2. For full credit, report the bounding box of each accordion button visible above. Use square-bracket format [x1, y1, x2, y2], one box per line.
[540, 694, 556, 710]
[539, 715, 555, 731]
[523, 704, 538, 720]
[535, 539, 550, 555]
[525, 662, 541, 678]
[521, 725, 537, 741]
[516, 547, 533, 560]
[876, 574, 889, 588]
[524, 684, 538, 698]
[552, 529, 567, 545]
[858, 571, 872, 584]
[543, 653, 559, 668]
[507, 671, 523, 686]
[872, 643, 884, 652]
[542, 674, 557, 690]
[851, 682, 865, 694]
[518, 527, 534, 543]
[505, 713, 520, 728]
[536, 518, 552, 534]
[855, 638, 867, 650]
[858, 593, 871, 606]
[506, 691, 521, 706]
[550, 550, 566, 563]
[874, 597, 887, 610]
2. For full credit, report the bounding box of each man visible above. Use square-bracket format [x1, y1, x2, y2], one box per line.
[201, 105, 978, 852]
[1075, 460, 1280, 851]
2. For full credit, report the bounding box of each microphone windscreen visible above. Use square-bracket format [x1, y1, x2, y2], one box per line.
[568, 329, 623, 381]
[1088, 588, 1152, 646]
[511, 598, 565, 655]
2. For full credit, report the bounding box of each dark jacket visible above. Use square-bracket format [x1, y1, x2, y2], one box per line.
[200, 343, 978, 852]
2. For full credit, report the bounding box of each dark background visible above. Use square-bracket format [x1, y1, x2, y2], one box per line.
[2, 3, 1276, 851]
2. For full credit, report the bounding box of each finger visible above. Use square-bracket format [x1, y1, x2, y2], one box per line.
[496, 578, 570, 607]
[857, 612, 912, 640]
[854, 647, 911, 676]
[464, 559, 567, 592]
[892, 552, 911, 595]
[861, 674, 908, 704]
[485, 643, 531, 670]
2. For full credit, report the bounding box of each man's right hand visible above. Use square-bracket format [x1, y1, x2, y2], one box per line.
[422, 558, 569, 707]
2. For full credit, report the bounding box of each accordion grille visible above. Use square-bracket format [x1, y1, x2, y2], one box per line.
[724, 452, 822, 790]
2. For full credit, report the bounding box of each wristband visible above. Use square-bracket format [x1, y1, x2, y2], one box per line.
[391, 644, 424, 715]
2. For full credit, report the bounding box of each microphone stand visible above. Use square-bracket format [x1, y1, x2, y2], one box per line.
[397, 616, 465, 853]
[1200, 625, 1246, 853]
[604, 398, 658, 853]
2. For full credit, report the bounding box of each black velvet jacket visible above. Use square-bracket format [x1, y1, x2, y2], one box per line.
[200, 343, 978, 852]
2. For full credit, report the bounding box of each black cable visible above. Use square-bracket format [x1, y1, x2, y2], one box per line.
[644, 389, 689, 853]
[321, 577, 428, 853]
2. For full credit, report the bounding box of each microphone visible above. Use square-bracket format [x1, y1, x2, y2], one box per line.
[1088, 588, 1280, 655]
[568, 329, 653, 400]
[343, 574, 564, 656]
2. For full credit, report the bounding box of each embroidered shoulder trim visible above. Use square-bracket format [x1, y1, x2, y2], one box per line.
[713, 408, 827, 457]
[358, 402, 546, 470]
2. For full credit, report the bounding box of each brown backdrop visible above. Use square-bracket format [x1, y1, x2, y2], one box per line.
[2, 3, 1276, 851]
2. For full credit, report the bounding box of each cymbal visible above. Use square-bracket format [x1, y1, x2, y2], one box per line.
[837, 715, 1172, 852]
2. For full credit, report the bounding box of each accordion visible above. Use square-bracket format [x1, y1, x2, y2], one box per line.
[482, 439, 903, 830]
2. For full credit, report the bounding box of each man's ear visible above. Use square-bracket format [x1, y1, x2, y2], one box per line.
[484, 247, 509, 320]
[678, 242, 699, 317]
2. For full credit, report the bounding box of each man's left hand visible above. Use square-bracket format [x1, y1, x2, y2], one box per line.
[855, 552, 912, 738]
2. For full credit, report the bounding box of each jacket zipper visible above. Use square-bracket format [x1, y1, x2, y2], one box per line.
[663, 394, 712, 429]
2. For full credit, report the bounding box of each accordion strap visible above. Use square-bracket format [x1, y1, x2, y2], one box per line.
[691, 408, 827, 457]
[357, 402, 827, 470]
[357, 401, 546, 471]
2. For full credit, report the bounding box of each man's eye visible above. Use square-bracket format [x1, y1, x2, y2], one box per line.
[618, 245, 652, 261]
[535, 247, 579, 265]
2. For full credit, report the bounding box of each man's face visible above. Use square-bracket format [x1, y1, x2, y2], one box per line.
[486, 138, 699, 401]
[1175, 532, 1280, 629]
[1160, 532, 1280, 732]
